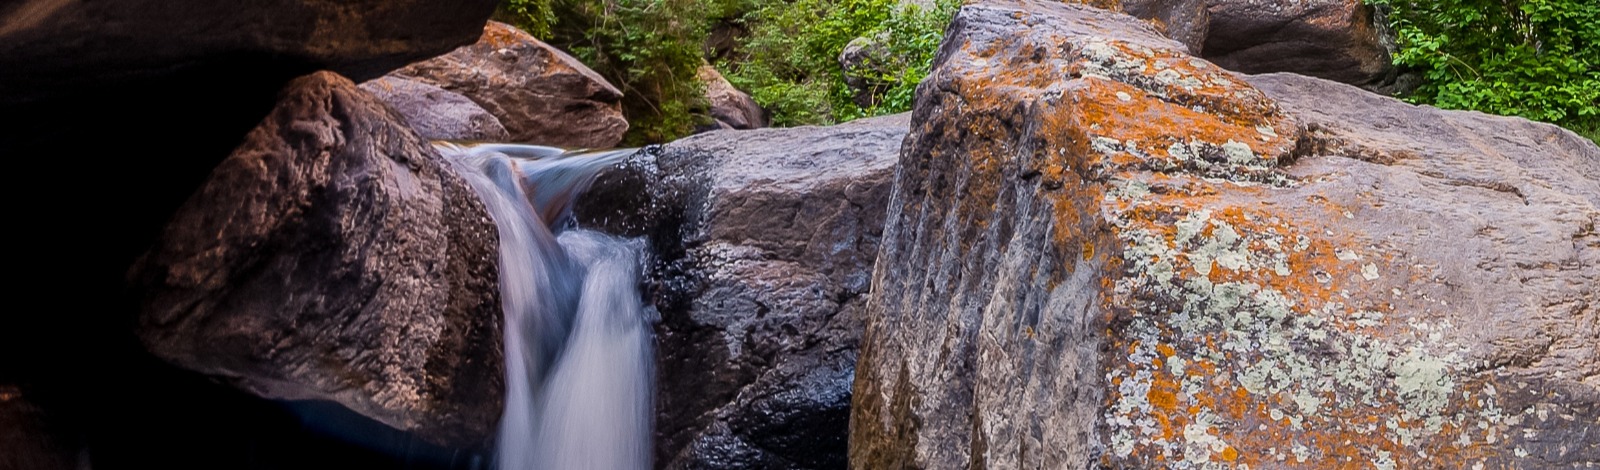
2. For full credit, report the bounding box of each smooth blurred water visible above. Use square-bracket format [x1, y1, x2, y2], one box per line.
[437, 143, 652, 470]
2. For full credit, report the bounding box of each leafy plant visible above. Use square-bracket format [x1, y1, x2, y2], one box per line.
[725, 0, 959, 126]
[1368, 0, 1599, 141]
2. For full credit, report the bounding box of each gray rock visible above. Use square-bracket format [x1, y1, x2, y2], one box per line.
[838, 33, 894, 109]
[360, 76, 510, 141]
[576, 114, 910, 469]
[129, 71, 504, 447]
[851, 0, 1598, 468]
[395, 21, 629, 148]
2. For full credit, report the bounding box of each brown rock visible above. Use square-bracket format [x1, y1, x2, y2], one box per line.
[360, 76, 511, 141]
[130, 71, 504, 447]
[1119, 0, 1209, 54]
[850, 0, 1599, 468]
[395, 21, 629, 148]
[1202, 0, 1393, 87]
[698, 65, 768, 130]
[0, 0, 497, 105]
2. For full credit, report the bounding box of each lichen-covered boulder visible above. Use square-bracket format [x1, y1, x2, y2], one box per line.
[393, 21, 629, 148]
[360, 76, 511, 141]
[577, 114, 908, 469]
[130, 71, 504, 447]
[849, 1, 1599, 468]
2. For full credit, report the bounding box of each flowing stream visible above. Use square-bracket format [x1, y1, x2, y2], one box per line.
[437, 143, 652, 470]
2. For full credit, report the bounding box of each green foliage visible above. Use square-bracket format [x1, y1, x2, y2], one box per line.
[497, 0, 556, 38]
[725, 0, 959, 126]
[550, 0, 717, 144]
[497, 0, 957, 142]
[500, 0, 724, 144]
[1368, 0, 1599, 140]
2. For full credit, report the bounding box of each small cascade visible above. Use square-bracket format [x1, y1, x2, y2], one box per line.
[437, 142, 653, 470]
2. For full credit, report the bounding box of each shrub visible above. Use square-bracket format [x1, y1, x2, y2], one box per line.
[497, 0, 958, 141]
[1368, 0, 1599, 140]
[725, 0, 959, 126]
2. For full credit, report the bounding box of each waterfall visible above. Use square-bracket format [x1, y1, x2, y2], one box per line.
[437, 142, 653, 470]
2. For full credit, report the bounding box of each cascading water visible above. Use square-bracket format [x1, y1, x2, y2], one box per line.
[438, 142, 653, 470]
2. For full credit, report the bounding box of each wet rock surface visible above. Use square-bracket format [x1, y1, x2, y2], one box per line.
[361, 76, 511, 141]
[130, 71, 504, 448]
[849, 1, 1599, 468]
[394, 21, 629, 148]
[577, 114, 909, 469]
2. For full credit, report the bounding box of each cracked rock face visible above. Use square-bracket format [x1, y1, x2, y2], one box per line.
[576, 114, 908, 469]
[130, 72, 505, 448]
[849, 1, 1599, 469]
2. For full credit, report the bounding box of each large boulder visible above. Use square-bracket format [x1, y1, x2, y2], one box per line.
[576, 114, 909, 469]
[360, 76, 511, 141]
[1203, 0, 1394, 88]
[0, 0, 497, 105]
[1080, 0, 1393, 89]
[129, 71, 505, 447]
[394, 21, 629, 148]
[850, 1, 1599, 469]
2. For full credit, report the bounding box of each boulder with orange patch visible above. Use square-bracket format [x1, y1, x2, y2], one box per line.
[849, 1, 1599, 468]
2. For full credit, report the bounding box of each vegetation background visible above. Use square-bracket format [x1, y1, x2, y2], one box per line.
[498, 0, 1596, 144]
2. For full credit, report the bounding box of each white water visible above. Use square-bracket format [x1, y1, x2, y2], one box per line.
[438, 143, 653, 470]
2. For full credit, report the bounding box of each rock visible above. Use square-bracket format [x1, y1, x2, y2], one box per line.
[839, 33, 894, 108]
[0, 0, 497, 106]
[1202, 0, 1393, 88]
[129, 71, 504, 448]
[698, 65, 768, 130]
[576, 114, 909, 469]
[1075, 0, 1392, 89]
[360, 76, 510, 141]
[1119, 0, 1209, 54]
[0, 385, 80, 470]
[850, 1, 1599, 468]
[394, 21, 628, 148]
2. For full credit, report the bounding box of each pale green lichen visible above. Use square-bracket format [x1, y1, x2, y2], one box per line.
[1102, 191, 1505, 467]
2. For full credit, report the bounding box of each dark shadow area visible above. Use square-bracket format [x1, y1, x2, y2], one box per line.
[0, 55, 485, 470]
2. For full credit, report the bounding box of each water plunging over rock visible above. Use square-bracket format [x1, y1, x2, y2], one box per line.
[438, 143, 654, 470]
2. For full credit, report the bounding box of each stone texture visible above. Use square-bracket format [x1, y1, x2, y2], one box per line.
[698, 65, 768, 131]
[1073, 0, 1392, 89]
[0, 0, 497, 105]
[129, 71, 504, 448]
[1203, 0, 1394, 88]
[395, 21, 628, 148]
[360, 76, 510, 141]
[1119, 0, 1209, 54]
[576, 114, 909, 469]
[849, 1, 1599, 468]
